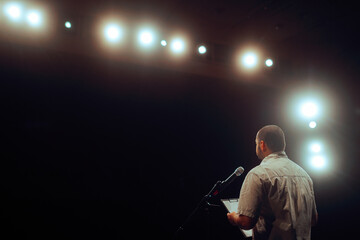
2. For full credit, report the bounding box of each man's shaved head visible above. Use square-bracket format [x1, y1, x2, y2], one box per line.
[256, 125, 286, 152]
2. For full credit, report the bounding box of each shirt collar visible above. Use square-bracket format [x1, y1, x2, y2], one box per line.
[261, 151, 287, 164]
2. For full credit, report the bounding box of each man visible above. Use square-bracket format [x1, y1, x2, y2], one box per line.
[227, 125, 318, 240]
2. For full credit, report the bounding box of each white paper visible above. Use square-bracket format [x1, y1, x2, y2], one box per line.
[221, 198, 253, 238]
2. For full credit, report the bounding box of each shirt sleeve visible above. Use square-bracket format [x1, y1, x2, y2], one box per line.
[237, 171, 263, 219]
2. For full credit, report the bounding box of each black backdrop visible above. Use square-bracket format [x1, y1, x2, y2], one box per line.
[0, 42, 359, 239]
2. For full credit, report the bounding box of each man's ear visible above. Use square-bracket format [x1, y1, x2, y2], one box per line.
[260, 140, 267, 152]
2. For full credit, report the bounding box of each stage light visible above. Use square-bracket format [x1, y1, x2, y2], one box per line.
[104, 23, 123, 43]
[300, 101, 319, 118]
[235, 47, 263, 73]
[26, 10, 42, 27]
[97, 18, 127, 49]
[170, 38, 185, 54]
[242, 52, 258, 69]
[65, 21, 72, 29]
[138, 28, 156, 48]
[309, 121, 317, 129]
[198, 45, 207, 54]
[310, 155, 326, 169]
[160, 40, 167, 47]
[4, 2, 23, 22]
[287, 92, 328, 126]
[140, 31, 153, 44]
[310, 142, 321, 153]
[265, 58, 273, 67]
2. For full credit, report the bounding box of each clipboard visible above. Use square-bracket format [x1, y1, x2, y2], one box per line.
[221, 198, 253, 238]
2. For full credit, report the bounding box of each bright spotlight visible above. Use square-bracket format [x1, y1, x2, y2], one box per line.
[309, 121, 317, 129]
[170, 38, 185, 54]
[198, 45, 207, 54]
[310, 155, 326, 169]
[265, 58, 273, 67]
[160, 40, 167, 47]
[104, 23, 123, 43]
[26, 10, 42, 27]
[310, 142, 322, 153]
[65, 21, 72, 29]
[4, 3, 23, 21]
[301, 101, 319, 118]
[242, 52, 258, 69]
[138, 29, 155, 47]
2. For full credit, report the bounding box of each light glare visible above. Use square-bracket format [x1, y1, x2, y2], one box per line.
[161, 40, 167, 47]
[170, 38, 185, 54]
[198, 45, 207, 54]
[65, 21, 72, 29]
[4, 3, 22, 21]
[138, 29, 154, 46]
[26, 10, 42, 27]
[301, 101, 318, 118]
[309, 121, 317, 129]
[311, 155, 326, 169]
[242, 52, 258, 68]
[310, 143, 321, 153]
[104, 24, 122, 43]
[265, 59, 273, 67]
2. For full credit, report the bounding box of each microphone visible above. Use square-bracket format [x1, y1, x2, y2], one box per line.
[175, 166, 245, 237]
[222, 166, 245, 187]
[207, 166, 245, 198]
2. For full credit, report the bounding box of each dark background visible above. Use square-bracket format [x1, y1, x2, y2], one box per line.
[0, 0, 359, 239]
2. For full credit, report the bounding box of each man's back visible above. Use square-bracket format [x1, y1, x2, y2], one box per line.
[238, 152, 317, 240]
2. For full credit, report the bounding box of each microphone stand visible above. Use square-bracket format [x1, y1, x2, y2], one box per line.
[174, 180, 223, 240]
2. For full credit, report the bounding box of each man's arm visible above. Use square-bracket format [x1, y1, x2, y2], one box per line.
[227, 212, 257, 230]
[230, 171, 262, 230]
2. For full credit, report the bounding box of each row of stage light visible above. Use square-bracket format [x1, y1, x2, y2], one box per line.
[1, 1, 274, 71]
[2, 2, 42, 27]
[2, 2, 330, 174]
[296, 98, 330, 172]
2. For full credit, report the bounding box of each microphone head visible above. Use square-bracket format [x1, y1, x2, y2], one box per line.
[234, 166, 245, 176]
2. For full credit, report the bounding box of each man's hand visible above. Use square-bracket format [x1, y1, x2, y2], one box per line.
[227, 212, 256, 230]
[227, 212, 240, 226]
